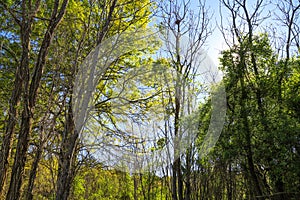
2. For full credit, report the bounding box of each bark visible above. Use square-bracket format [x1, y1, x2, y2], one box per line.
[222, 1, 265, 198]
[185, 149, 191, 200]
[172, 163, 178, 200]
[25, 71, 58, 200]
[55, 103, 79, 200]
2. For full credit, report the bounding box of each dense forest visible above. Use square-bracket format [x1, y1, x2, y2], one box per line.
[0, 0, 299, 199]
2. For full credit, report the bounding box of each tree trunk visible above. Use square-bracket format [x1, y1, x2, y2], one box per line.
[55, 103, 79, 200]
[133, 174, 138, 200]
[227, 163, 233, 200]
[172, 73, 181, 200]
[6, 101, 32, 200]
[239, 62, 263, 199]
[25, 136, 46, 200]
[177, 158, 184, 200]
[185, 149, 191, 200]
[172, 162, 178, 200]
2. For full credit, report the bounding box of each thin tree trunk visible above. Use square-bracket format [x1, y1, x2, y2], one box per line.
[227, 163, 233, 200]
[55, 103, 79, 200]
[172, 74, 181, 200]
[6, 101, 32, 200]
[172, 162, 178, 200]
[185, 149, 191, 200]
[177, 157, 184, 200]
[239, 62, 263, 199]
[133, 174, 138, 200]
[25, 135, 46, 200]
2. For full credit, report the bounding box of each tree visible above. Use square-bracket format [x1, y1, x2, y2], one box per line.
[53, 0, 157, 199]
[0, 1, 69, 199]
[218, 0, 300, 199]
[156, 0, 212, 199]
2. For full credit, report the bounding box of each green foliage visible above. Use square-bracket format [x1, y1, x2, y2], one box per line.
[212, 33, 300, 198]
[70, 165, 168, 200]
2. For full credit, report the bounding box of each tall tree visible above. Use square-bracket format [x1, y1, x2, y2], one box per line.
[53, 0, 156, 199]
[156, 0, 211, 199]
[219, 0, 300, 199]
[0, 1, 68, 199]
[5, 1, 69, 199]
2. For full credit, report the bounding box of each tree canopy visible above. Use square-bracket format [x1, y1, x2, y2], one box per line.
[0, 0, 299, 199]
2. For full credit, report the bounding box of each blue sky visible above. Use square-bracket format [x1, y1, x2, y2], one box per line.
[201, 0, 288, 66]
[204, 0, 226, 67]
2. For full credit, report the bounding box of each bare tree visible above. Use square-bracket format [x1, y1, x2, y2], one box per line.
[156, 0, 211, 199]
[273, 0, 300, 107]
